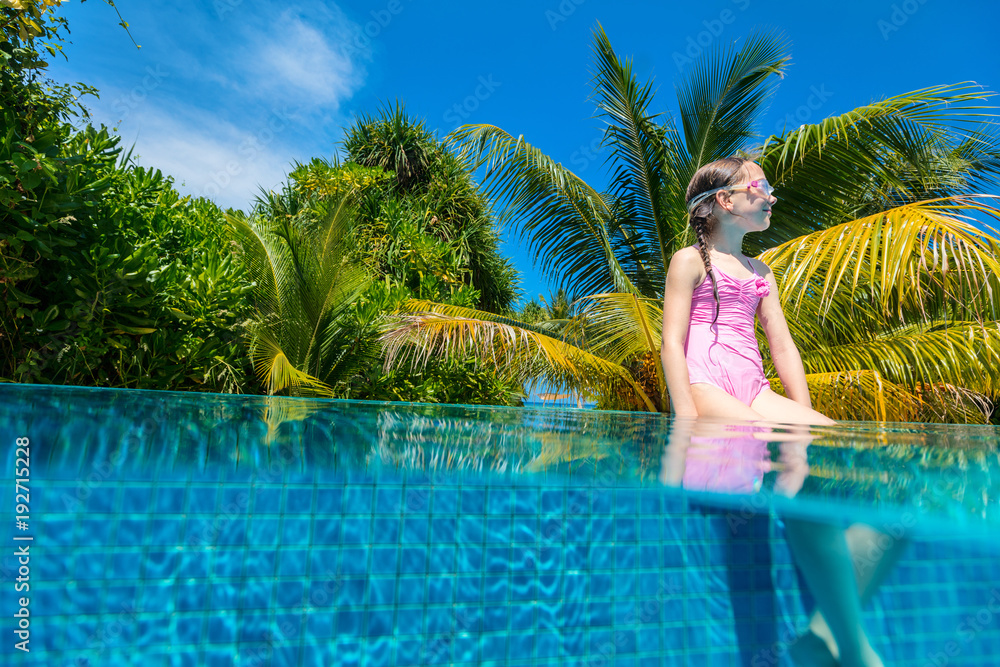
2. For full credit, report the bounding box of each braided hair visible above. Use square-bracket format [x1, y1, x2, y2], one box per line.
[685, 157, 749, 324]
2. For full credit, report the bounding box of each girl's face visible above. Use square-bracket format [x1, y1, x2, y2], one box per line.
[719, 162, 776, 231]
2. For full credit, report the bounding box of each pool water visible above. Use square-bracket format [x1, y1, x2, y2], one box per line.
[1, 383, 998, 666]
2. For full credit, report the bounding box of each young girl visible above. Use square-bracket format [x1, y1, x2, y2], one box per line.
[660, 156, 832, 425]
[660, 157, 895, 667]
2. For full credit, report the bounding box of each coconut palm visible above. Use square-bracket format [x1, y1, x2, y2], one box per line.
[381, 25, 1000, 422]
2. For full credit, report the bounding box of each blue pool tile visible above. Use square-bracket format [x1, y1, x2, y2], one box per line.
[457, 516, 484, 544]
[279, 517, 310, 545]
[590, 544, 613, 569]
[312, 516, 341, 544]
[285, 487, 314, 512]
[343, 486, 374, 513]
[485, 546, 510, 571]
[402, 516, 429, 543]
[427, 575, 453, 604]
[336, 608, 365, 636]
[592, 516, 613, 542]
[461, 488, 486, 514]
[508, 631, 534, 660]
[367, 576, 396, 606]
[430, 517, 456, 543]
[592, 489, 613, 513]
[400, 547, 426, 573]
[483, 605, 509, 632]
[315, 487, 342, 513]
[366, 608, 394, 637]
[396, 639, 424, 665]
[75, 518, 114, 546]
[457, 545, 483, 571]
[373, 517, 401, 543]
[397, 579, 425, 605]
[616, 489, 639, 514]
[278, 548, 307, 576]
[188, 487, 218, 513]
[456, 574, 482, 602]
[375, 487, 402, 514]
[566, 489, 588, 513]
[515, 487, 539, 514]
[434, 488, 458, 513]
[486, 516, 512, 543]
[427, 546, 455, 573]
[252, 486, 282, 514]
[154, 486, 187, 513]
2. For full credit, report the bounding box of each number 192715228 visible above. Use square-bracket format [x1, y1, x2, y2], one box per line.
[14, 436, 32, 653]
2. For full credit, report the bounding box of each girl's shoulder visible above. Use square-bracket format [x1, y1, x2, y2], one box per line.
[667, 246, 708, 288]
[670, 245, 704, 265]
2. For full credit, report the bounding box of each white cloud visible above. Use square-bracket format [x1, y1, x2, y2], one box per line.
[65, 2, 368, 210]
[243, 11, 362, 109]
[92, 97, 301, 210]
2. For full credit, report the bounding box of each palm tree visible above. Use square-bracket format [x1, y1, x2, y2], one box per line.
[226, 184, 371, 397]
[381, 26, 1000, 422]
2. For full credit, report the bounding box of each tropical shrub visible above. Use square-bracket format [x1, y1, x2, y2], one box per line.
[1, 9, 255, 391]
[229, 106, 525, 405]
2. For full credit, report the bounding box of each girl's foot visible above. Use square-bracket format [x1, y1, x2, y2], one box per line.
[787, 630, 838, 667]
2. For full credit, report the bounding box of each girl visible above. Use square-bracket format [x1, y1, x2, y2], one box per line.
[659, 156, 832, 425]
[660, 157, 896, 667]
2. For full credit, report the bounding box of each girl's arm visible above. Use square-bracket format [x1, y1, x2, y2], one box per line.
[660, 249, 703, 417]
[753, 258, 813, 407]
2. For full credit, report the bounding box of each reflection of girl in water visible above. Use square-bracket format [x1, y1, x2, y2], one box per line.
[660, 157, 904, 667]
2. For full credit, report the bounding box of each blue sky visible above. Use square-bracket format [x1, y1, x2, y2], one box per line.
[47, 0, 999, 305]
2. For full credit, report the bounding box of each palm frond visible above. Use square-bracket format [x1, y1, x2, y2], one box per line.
[577, 292, 664, 364]
[795, 321, 1000, 397]
[756, 83, 999, 249]
[771, 370, 922, 422]
[677, 29, 791, 168]
[590, 24, 686, 291]
[759, 196, 1000, 320]
[380, 299, 656, 411]
[445, 124, 639, 297]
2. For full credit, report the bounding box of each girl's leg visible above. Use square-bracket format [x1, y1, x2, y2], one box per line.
[783, 520, 883, 666]
[690, 382, 768, 420]
[750, 388, 837, 426]
[750, 390, 883, 666]
[804, 524, 909, 660]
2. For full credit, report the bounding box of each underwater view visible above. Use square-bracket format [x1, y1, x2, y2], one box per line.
[2, 383, 998, 666]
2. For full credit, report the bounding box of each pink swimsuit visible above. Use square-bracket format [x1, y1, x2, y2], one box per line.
[681, 256, 774, 493]
[684, 256, 771, 407]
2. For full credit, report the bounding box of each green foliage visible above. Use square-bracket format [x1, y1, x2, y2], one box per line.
[246, 105, 525, 405]
[336, 102, 520, 313]
[1, 11, 255, 391]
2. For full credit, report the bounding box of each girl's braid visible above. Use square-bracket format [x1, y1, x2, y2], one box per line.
[684, 156, 748, 325]
[689, 203, 721, 324]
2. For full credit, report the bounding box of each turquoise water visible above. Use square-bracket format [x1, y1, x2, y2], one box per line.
[1, 383, 999, 666]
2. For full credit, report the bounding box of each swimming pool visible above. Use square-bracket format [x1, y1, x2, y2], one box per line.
[1, 383, 998, 666]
